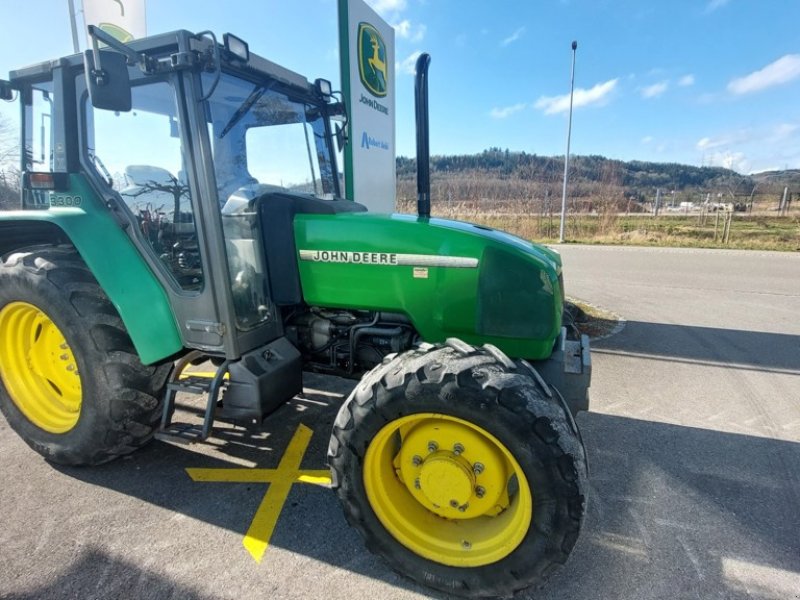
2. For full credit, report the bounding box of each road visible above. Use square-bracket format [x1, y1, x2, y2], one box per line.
[1, 245, 799, 600]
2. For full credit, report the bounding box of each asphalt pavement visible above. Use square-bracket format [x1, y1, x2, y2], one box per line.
[1, 244, 799, 600]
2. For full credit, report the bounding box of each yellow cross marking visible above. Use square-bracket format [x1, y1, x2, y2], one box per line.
[186, 423, 332, 562]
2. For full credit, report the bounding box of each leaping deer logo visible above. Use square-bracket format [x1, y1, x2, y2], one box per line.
[358, 23, 388, 98]
[367, 33, 387, 89]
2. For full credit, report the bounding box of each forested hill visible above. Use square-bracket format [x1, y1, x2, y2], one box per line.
[396, 148, 800, 193]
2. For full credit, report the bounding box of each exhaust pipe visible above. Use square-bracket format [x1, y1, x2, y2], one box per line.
[414, 52, 431, 218]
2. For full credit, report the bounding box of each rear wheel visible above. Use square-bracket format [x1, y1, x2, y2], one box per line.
[328, 341, 587, 598]
[0, 246, 171, 465]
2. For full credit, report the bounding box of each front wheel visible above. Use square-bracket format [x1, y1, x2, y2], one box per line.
[328, 341, 587, 598]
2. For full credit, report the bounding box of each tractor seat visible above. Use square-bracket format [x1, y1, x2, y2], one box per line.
[257, 192, 367, 305]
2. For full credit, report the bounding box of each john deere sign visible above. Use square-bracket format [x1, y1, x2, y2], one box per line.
[358, 23, 388, 98]
[338, 0, 396, 213]
[82, 0, 146, 46]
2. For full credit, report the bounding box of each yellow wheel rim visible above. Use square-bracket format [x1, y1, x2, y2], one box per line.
[364, 413, 533, 567]
[0, 302, 82, 433]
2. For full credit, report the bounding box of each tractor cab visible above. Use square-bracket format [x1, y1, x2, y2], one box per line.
[6, 29, 355, 359]
[80, 29, 351, 347]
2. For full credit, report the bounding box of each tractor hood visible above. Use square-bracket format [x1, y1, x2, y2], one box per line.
[422, 216, 562, 273]
[293, 211, 564, 360]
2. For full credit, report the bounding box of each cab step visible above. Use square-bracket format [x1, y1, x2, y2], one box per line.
[156, 351, 229, 444]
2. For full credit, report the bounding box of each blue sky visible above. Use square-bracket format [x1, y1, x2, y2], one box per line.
[1, 0, 799, 174]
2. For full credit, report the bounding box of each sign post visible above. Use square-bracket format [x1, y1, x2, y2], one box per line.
[338, 0, 396, 212]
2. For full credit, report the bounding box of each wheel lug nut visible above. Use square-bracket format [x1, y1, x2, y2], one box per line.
[60, 343, 68, 350]
[449, 499, 459, 508]
[473, 462, 484, 475]
[414, 478, 421, 490]
[60, 354, 68, 361]
[427, 441, 438, 453]
[462, 540, 471, 549]
[475, 486, 486, 498]
[67, 365, 75, 372]
[412, 455, 422, 466]
[458, 504, 468, 512]
[453, 443, 464, 456]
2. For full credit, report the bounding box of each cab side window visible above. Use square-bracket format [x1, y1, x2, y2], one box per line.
[22, 83, 55, 208]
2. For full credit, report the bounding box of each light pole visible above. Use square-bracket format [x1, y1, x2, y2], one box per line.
[559, 41, 578, 243]
[68, 0, 81, 54]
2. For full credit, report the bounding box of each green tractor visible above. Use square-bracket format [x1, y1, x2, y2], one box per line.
[0, 27, 590, 597]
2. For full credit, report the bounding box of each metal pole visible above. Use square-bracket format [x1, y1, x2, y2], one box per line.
[781, 186, 788, 216]
[559, 41, 578, 243]
[68, 0, 81, 54]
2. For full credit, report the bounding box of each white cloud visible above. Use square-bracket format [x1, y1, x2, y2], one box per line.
[489, 103, 527, 119]
[397, 50, 422, 75]
[366, 0, 407, 16]
[706, 151, 748, 173]
[393, 20, 426, 43]
[706, 0, 731, 12]
[500, 27, 525, 47]
[697, 136, 731, 150]
[534, 78, 619, 115]
[394, 19, 411, 37]
[640, 81, 669, 98]
[696, 122, 800, 172]
[641, 136, 654, 144]
[727, 54, 800, 95]
[678, 74, 695, 87]
[697, 130, 752, 150]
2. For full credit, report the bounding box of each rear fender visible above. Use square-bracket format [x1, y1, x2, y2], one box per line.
[0, 176, 182, 364]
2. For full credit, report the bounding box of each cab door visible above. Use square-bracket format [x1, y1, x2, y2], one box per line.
[78, 59, 281, 358]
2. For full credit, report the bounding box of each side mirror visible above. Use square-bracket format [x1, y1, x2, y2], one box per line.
[83, 50, 131, 111]
[0, 79, 14, 101]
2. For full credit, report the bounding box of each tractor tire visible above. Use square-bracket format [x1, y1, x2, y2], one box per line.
[0, 246, 172, 465]
[328, 340, 587, 598]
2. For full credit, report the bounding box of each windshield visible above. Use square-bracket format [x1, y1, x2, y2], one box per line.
[203, 72, 337, 209]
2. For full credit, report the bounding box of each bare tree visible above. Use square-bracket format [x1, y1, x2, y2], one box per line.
[0, 111, 21, 209]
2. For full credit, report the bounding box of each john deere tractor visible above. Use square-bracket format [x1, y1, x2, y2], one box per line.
[0, 27, 590, 597]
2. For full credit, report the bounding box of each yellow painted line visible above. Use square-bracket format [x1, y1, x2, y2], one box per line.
[179, 371, 230, 380]
[295, 472, 331, 484]
[186, 468, 281, 482]
[186, 423, 332, 563]
[186, 468, 332, 483]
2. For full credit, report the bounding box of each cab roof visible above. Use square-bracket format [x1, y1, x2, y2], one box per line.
[9, 29, 311, 94]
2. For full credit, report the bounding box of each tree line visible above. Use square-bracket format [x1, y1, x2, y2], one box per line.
[397, 148, 799, 198]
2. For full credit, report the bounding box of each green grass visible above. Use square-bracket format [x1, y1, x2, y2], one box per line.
[461, 213, 800, 252]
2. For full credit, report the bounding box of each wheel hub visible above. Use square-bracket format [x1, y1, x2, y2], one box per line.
[0, 302, 82, 433]
[397, 418, 511, 520]
[418, 452, 475, 508]
[364, 412, 534, 567]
